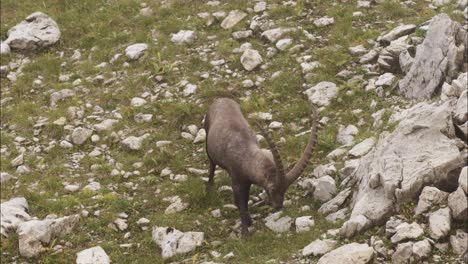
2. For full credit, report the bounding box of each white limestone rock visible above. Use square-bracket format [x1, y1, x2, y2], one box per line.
[348, 137, 375, 157]
[317, 242, 374, 264]
[240, 49, 262, 71]
[1, 197, 31, 237]
[304, 82, 338, 107]
[448, 187, 467, 221]
[312, 176, 336, 202]
[171, 30, 196, 44]
[302, 239, 337, 257]
[379, 24, 416, 44]
[450, 229, 468, 257]
[414, 186, 449, 216]
[295, 216, 315, 233]
[390, 222, 424, 244]
[125, 43, 148, 60]
[152, 226, 204, 259]
[343, 100, 464, 237]
[264, 211, 292, 233]
[220, 10, 247, 29]
[76, 246, 110, 264]
[71, 128, 92, 145]
[336, 125, 358, 145]
[17, 214, 80, 258]
[429, 207, 451, 240]
[5, 12, 60, 50]
[314, 16, 334, 28]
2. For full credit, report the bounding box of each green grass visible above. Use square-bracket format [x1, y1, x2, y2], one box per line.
[0, 0, 453, 263]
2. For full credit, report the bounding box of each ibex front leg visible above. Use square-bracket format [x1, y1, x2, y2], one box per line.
[233, 181, 252, 239]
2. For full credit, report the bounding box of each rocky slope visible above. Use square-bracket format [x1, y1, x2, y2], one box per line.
[1, 0, 467, 263]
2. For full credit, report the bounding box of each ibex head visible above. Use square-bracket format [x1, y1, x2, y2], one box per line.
[256, 107, 319, 210]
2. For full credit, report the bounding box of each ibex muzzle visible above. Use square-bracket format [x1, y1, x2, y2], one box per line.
[204, 98, 319, 238]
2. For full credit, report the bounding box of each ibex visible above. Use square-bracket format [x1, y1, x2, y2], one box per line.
[204, 97, 319, 238]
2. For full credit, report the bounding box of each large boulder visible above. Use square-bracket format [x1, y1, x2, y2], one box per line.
[5, 12, 60, 50]
[341, 100, 464, 237]
[17, 214, 80, 258]
[1, 197, 31, 237]
[399, 14, 466, 100]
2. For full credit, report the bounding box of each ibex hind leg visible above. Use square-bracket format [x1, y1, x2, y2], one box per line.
[206, 156, 216, 191]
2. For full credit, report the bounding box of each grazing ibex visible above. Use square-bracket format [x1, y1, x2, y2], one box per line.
[204, 97, 319, 238]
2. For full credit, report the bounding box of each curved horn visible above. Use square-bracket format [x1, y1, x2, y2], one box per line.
[285, 107, 319, 185]
[255, 122, 285, 178]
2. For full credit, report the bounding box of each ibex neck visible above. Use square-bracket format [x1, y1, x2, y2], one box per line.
[244, 147, 274, 189]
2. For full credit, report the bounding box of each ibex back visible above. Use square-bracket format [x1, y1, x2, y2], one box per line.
[204, 98, 319, 238]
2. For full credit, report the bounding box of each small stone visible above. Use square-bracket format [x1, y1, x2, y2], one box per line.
[264, 212, 292, 233]
[392, 242, 413, 264]
[380, 24, 416, 44]
[348, 137, 375, 157]
[131, 97, 147, 107]
[220, 10, 247, 29]
[429, 207, 451, 240]
[193, 129, 206, 144]
[337, 125, 358, 145]
[295, 216, 315, 233]
[94, 119, 118, 132]
[137, 218, 150, 225]
[152, 226, 204, 258]
[459, 167, 467, 194]
[83, 182, 101, 192]
[171, 30, 196, 44]
[415, 186, 448, 216]
[64, 184, 80, 193]
[10, 153, 24, 167]
[450, 229, 468, 256]
[232, 30, 252, 40]
[325, 208, 348, 223]
[304, 82, 338, 107]
[114, 218, 128, 231]
[349, 45, 367, 56]
[448, 187, 467, 221]
[254, 2, 266, 12]
[125, 43, 148, 60]
[0, 41, 10, 54]
[139, 7, 153, 17]
[302, 239, 337, 257]
[240, 49, 262, 71]
[76, 246, 110, 264]
[312, 176, 336, 202]
[412, 239, 431, 260]
[375, 72, 396, 87]
[339, 214, 371, 238]
[71, 128, 92, 145]
[276, 38, 293, 51]
[121, 136, 145, 150]
[391, 222, 424, 244]
[314, 16, 334, 27]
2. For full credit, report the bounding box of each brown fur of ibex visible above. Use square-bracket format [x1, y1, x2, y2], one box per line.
[204, 98, 319, 238]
